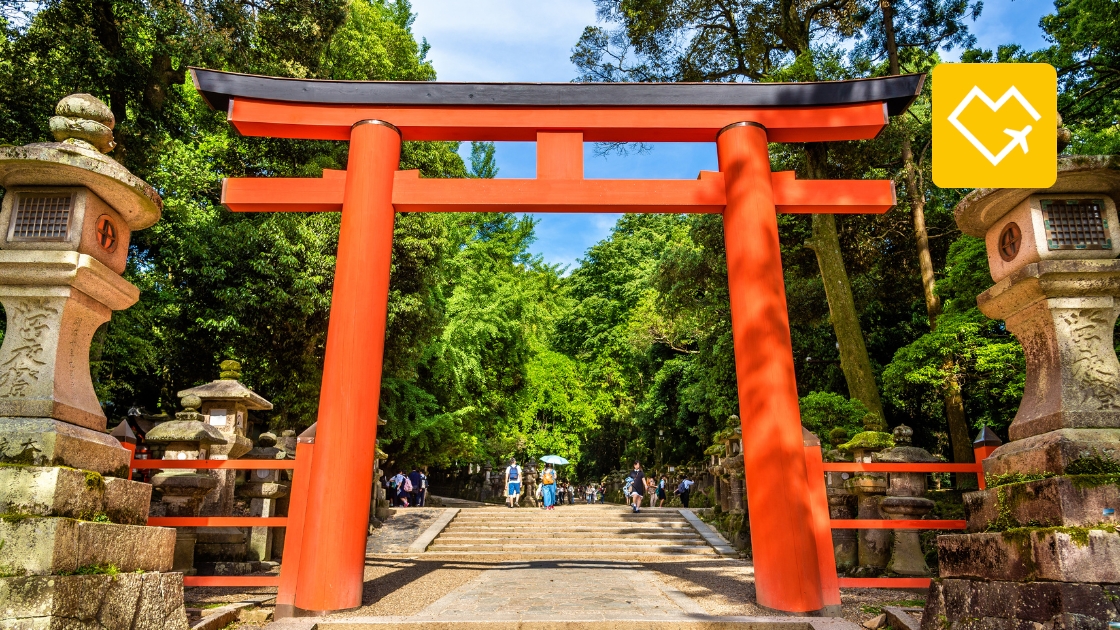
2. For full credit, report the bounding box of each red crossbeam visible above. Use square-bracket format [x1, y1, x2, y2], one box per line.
[148, 517, 288, 527]
[221, 170, 895, 215]
[184, 576, 281, 588]
[227, 99, 889, 143]
[828, 519, 966, 529]
[130, 460, 296, 469]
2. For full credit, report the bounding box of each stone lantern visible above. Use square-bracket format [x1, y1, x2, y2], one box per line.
[925, 155, 1120, 628]
[823, 427, 857, 572]
[0, 94, 160, 477]
[146, 394, 227, 573]
[874, 424, 935, 576]
[956, 156, 1120, 474]
[0, 94, 189, 627]
[721, 421, 745, 512]
[178, 359, 272, 516]
[840, 414, 894, 575]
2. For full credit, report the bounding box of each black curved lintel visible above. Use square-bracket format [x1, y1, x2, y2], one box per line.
[190, 68, 925, 117]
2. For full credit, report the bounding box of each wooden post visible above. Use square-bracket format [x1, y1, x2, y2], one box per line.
[293, 120, 401, 615]
[718, 122, 826, 613]
[803, 433, 842, 612]
[275, 424, 317, 619]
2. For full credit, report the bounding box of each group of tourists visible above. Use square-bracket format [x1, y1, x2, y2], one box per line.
[386, 468, 427, 507]
[501, 457, 694, 512]
[624, 461, 694, 512]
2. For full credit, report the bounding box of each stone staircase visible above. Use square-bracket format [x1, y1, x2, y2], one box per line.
[425, 504, 718, 558]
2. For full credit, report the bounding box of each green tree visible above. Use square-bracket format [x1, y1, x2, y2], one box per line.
[572, 0, 885, 420]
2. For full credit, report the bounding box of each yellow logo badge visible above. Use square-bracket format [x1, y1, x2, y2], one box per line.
[933, 63, 1057, 188]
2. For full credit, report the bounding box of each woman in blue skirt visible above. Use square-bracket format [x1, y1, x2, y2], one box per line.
[540, 463, 557, 510]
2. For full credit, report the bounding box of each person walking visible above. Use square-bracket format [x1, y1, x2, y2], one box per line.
[389, 470, 405, 507]
[540, 463, 557, 510]
[395, 470, 412, 507]
[408, 467, 424, 507]
[504, 458, 522, 508]
[628, 461, 646, 513]
[656, 475, 667, 508]
[675, 475, 694, 508]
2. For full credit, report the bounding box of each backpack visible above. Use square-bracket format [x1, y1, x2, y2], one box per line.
[508, 465, 519, 481]
[542, 469, 555, 485]
[403, 477, 413, 492]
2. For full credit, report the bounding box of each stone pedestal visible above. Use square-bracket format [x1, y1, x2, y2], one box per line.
[237, 439, 290, 563]
[849, 474, 890, 572]
[826, 472, 858, 572]
[729, 474, 745, 512]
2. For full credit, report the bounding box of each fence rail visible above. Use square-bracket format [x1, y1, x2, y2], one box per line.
[131, 459, 297, 470]
[125, 435, 316, 607]
[805, 438, 998, 592]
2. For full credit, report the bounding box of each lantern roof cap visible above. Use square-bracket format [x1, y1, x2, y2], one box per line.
[955, 155, 1120, 237]
[177, 379, 273, 410]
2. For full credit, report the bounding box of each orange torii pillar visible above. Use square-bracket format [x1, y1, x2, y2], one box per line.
[718, 122, 839, 614]
[293, 120, 401, 614]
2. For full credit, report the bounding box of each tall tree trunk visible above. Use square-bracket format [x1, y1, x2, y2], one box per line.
[804, 144, 885, 420]
[881, 1, 975, 473]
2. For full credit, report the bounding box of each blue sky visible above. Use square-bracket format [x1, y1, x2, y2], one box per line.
[410, 0, 1057, 270]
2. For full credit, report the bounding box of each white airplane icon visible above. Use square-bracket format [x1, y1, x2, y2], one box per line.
[1003, 126, 1033, 155]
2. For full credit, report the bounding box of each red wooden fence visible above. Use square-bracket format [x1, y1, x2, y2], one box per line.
[803, 439, 997, 590]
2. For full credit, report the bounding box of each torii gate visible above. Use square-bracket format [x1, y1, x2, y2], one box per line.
[191, 68, 922, 616]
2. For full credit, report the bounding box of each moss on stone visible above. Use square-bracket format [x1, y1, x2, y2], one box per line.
[986, 471, 1055, 488]
[1001, 524, 1118, 549]
[838, 431, 894, 452]
[1067, 455, 1120, 475]
[64, 563, 120, 577]
[83, 470, 105, 491]
[0, 513, 37, 524]
[1068, 473, 1120, 490]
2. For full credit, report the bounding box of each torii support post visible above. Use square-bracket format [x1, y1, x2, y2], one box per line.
[293, 120, 401, 615]
[718, 122, 839, 614]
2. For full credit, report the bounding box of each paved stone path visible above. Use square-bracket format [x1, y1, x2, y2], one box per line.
[365, 508, 447, 554]
[411, 562, 707, 621]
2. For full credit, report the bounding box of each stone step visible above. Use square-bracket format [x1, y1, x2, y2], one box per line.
[426, 543, 716, 554]
[443, 523, 694, 531]
[304, 617, 849, 630]
[0, 465, 151, 525]
[0, 516, 175, 575]
[430, 533, 703, 544]
[451, 515, 688, 521]
[438, 530, 703, 539]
